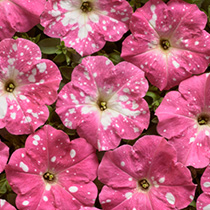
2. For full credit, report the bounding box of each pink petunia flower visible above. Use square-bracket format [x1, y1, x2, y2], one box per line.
[40, 0, 132, 56]
[0, 0, 45, 40]
[0, 38, 61, 135]
[56, 56, 149, 151]
[197, 165, 210, 210]
[0, 141, 9, 173]
[121, 0, 210, 90]
[0, 199, 16, 210]
[79, 207, 100, 210]
[98, 135, 196, 210]
[156, 73, 210, 168]
[5, 125, 98, 210]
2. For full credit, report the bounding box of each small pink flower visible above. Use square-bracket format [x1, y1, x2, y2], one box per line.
[0, 0, 45, 40]
[0, 38, 61, 135]
[40, 0, 132, 56]
[5, 125, 98, 210]
[197, 165, 210, 209]
[0, 141, 9, 173]
[98, 135, 196, 210]
[156, 73, 210, 168]
[0, 199, 16, 210]
[121, 0, 210, 90]
[56, 56, 149, 151]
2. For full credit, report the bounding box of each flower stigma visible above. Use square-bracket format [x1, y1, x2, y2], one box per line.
[138, 178, 150, 191]
[80, 1, 93, 13]
[160, 39, 171, 50]
[43, 171, 56, 182]
[5, 81, 16, 93]
[99, 101, 107, 111]
[197, 113, 210, 126]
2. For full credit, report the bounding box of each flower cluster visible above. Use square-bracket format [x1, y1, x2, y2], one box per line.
[0, 0, 210, 209]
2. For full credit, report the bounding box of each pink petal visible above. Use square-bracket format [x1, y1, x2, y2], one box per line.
[0, 199, 16, 210]
[197, 193, 210, 210]
[0, 141, 9, 173]
[200, 165, 210, 193]
[3, 0, 45, 33]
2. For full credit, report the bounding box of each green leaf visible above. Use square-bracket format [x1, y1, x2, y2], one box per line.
[59, 66, 73, 80]
[184, 0, 204, 7]
[38, 38, 60, 54]
[53, 53, 66, 63]
[0, 173, 9, 196]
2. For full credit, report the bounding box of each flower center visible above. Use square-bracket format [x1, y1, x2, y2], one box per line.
[99, 101, 107, 111]
[5, 81, 16, 93]
[160, 39, 171, 50]
[138, 179, 150, 191]
[80, 1, 93, 13]
[43, 172, 56, 182]
[197, 114, 210, 126]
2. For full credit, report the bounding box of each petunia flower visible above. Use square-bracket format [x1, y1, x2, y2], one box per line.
[56, 56, 150, 151]
[197, 165, 210, 210]
[0, 199, 16, 210]
[156, 73, 210, 168]
[79, 207, 100, 210]
[5, 125, 98, 210]
[98, 135, 196, 210]
[40, 0, 132, 56]
[0, 0, 45, 40]
[121, 0, 210, 90]
[0, 141, 9, 173]
[0, 38, 61, 135]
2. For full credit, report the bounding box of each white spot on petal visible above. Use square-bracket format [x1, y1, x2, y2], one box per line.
[69, 186, 78, 193]
[43, 196, 48, 202]
[172, 60, 180, 68]
[159, 177, 165, 183]
[204, 204, 210, 210]
[37, 63, 47, 73]
[19, 162, 29, 172]
[22, 201, 29, 206]
[125, 192, 133, 199]
[204, 182, 210, 187]
[166, 192, 175, 205]
[121, 161, 125, 166]
[51, 156, 56, 162]
[70, 149, 76, 158]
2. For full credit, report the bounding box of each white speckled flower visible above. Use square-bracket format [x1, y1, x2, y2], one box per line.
[0, 38, 61, 135]
[40, 0, 132, 56]
[156, 73, 210, 168]
[5, 125, 98, 210]
[56, 56, 150, 151]
[98, 135, 196, 210]
[122, 0, 210, 90]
